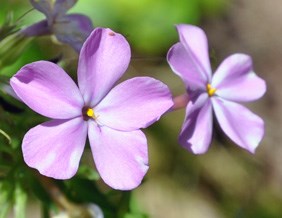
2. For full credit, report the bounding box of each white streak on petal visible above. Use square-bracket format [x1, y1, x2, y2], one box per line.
[135, 155, 149, 173]
[37, 152, 56, 174]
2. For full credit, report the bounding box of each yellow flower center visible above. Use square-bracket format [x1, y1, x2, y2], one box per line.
[83, 107, 98, 120]
[86, 108, 94, 117]
[206, 84, 216, 97]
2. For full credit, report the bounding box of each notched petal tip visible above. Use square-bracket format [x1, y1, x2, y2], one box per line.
[178, 94, 213, 155]
[212, 97, 265, 154]
[179, 137, 209, 155]
[212, 53, 267, 102]
[22, 118, 87, 180]
[10, 61, 84, 119]
[78, 27, 131, 106]
[88, 124, 149, 190]
[172, 24, 212, 83]
[95, 77, 173, 131]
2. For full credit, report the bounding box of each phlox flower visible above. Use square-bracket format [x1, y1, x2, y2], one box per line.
[167, 24, 266, 154]
[21, 0, 93, 52]
[11, 28, 173, 190]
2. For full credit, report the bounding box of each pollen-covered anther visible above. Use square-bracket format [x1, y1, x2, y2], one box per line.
[206, 84, 217, 97]
[83, 107, 98, 120]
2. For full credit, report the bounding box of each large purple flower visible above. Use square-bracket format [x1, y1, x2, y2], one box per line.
[167, 24, 266, 154]
[10, 28, 173, 190]
[21, 0, 93, 52]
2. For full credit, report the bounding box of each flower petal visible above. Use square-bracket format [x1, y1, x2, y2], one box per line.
[54, 0, 78, 16]
[95, 77, 173, 131]
[212, 97, 264, 153]
[22, 117, 87, 179]
[78, 28, 131, 107]
[88, 122, 149, 190]
[212, 54, 266, 102]
[30, 0, 53, 23]
[53, 14, 93, 52]
[179, 93, 213, 154]
[10, 61, 84, 119]
[21, 20, 51, 37]
[67, 14, 93, 33]
[176, 24, 212, 82]
[167, 42, 207, 91]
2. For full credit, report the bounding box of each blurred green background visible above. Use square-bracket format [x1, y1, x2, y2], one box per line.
[1, 0, 282, 217]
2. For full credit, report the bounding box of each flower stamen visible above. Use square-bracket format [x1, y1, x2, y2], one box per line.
[83, 107, 98, 120]
[206, 84, 216, 97]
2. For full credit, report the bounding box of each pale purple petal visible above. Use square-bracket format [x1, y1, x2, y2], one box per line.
[53, 14, 93, 52]
[22, 117, 87, 179]
[88, 121, 148, 190]
[212, 54, 266, 102]
[10, 61, 84, 119]
[95, 77, 173, 131]
[167, 42, 207, 91]
[176, 24, 212, 82]
[54, 0, 78, 16]
[21, 20, 51, 37]
[179, 93, 213, 154]
[78, 28, 131, 107]
[212, 97, 264, 153]
[30, 0, 53, 23]
[67, 14, 93, 34]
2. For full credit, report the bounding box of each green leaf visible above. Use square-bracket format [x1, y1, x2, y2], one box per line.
[14, 183, 28, 218]
[0, 32, 33, 68]
[0, 12, 19, 41]
[77, 164, 100, 181]
[123, 214, 148, 218]
[128, 193, 147, 216]
[0, 181, 13, 218]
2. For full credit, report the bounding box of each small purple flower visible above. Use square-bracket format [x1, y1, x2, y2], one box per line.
[167, 24, 266, 154]
[10, 28, 173, 190]
[21, 0, 93, 52]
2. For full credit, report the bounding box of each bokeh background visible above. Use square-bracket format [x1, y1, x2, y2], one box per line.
[1, 0, 282, 217]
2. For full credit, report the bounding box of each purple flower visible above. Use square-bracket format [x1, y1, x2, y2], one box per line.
[21, 0, 93, 52]
[10, 28, 173, 190]
[167, 24, 266, 154]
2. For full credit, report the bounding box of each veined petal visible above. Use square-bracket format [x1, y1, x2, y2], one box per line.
[78, 28, 131, 107]
[176, 24, 212, 82]
[22, 117, 87, 179]
[212, 97, 264, 153]
[179, 93, 213, 154]
[53, 14, 93, 52]
[95, 77, 173, 131]
[167, 42, 207, 91]
[10, 61, 84, 119]
[212, 54, 266, 102]
[88, 122, 149, 190]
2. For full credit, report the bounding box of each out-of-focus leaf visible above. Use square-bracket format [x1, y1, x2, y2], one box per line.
[0, 32, 32, 68]
[25, 170, 52, 204]
[128, 194, 147, 217]
[62, 178, 115, 217]
[0, 181, 13, 218]
[14, 182, 27, 218]
[123, 214, 148, 218]
[117, 192, 148, 218]
[0, 12, 19, 41]
[77, 164, 100, 181]
[72, 0, 227, 55]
